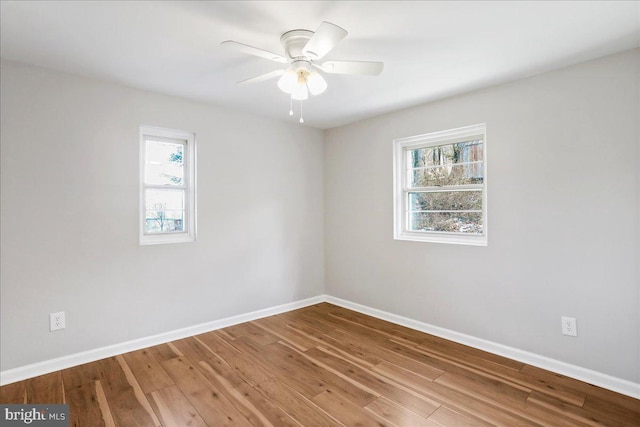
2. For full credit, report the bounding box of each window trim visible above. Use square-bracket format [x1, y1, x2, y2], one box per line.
[393, 123, 487, 246]
[139, 125, 197, 245]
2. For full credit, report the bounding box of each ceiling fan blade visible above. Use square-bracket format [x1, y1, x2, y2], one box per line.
[237, 69, 285, 85]
[302, 21, 348, 60]
[221, 40, 288, 64]
[319, 60, 384, 76]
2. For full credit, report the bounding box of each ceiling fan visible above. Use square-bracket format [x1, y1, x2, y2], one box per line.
[222, 21, 384, 122]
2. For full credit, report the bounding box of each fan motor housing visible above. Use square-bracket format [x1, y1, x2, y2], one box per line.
[280, 29, 314, 59]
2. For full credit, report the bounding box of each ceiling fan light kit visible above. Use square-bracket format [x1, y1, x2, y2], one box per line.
[277, 60, 327, 99]
[307, 72, 328, 95]
[222, 21, 383, 123]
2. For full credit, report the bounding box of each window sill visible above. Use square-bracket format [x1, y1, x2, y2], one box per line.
[394, 230, 487, 246]
[140, 233, 195, 245]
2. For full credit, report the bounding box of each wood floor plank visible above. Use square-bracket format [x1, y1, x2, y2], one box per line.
[582, 394, 640, 426]
[271, 340, 378, 407]
[419, 333, 525, 370]
[318, 304, 427, 346]
[255, 378, 341, 427]
[309, 335, 380, 369]
[62, 362, 100, 390]
[371, 360, 538, 426]
[434, 371, 588, 427]
[317, 329, 388, 366]
[581, 387, 640, 417]
[391, 336, 587, 407]
[198, 360, 299, 427]
[372, 361, 437, 391]
[215, 328, 236, 341]
[0, 381, 26, 403]
[228, 336, 328, 398]
[311, 388, 389, 426]
[194, 331, 242, 361]
[288, 316, 384, 369]
[115, 355, 161, 426]
[94, 380, 116, 427]
[195, 352, 282, 426]
[325, 328, 445, 380]
[94, 356, 159, 427]
[65, 382, 106, 427]
[527, 391, 614, 427]
[383, 337, 533, 393]
[148, 385, 208, 427]
[1, 303, 637, 427]
[427, 406, 492, 427]
[415, 338, 525, 378]
[172, 336, 222, 366]
[521, 364, 639, 415]
[147, 343, 182, 362]
[286, 318, 338, 345]
[520, 365, 615, 399]
[383, 337, 471, 372]
[161, 356, 252, 427]
[281, 307, 344, 335]
[194, 333, 275, 387]
[252, 315, 319, 351]
[306, 347, 441, 419]
[311, 310, 405, 345]
[25, 372, 64, 403]
[223, 321, 280, 346]
[122, 348, 174, 394]
[435, 371, 531, 406]
[297, 346, 381, 398]
[365, 396, 438, 427]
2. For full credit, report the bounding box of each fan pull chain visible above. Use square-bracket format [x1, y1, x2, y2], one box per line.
[299, 100, 304, 124]
[289, 96, 293, 116]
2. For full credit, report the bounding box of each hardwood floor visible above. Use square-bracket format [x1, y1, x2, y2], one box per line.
[1, 303, 639, 426]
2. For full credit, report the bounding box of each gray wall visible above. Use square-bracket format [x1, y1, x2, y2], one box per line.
[0, 60, 325, 370]
[324, 49, 640, 382]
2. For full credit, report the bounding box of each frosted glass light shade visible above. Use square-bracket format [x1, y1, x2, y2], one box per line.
[277, 70, 297, 94]
[291, 83, 308, 100]
[307, 72, 327, 96]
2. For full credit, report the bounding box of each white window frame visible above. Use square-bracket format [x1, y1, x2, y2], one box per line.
[393, 123, 487, 246]
[139, 125, 197, 245]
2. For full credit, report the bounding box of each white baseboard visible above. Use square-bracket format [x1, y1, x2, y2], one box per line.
[325, 295, 640, 399]
[0, 295, 324, 386]
[3, 294, 639, 400]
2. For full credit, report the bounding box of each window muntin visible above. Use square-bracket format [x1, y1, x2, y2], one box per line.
[394, 124, 487, 245]
[140, 127, 196, 245]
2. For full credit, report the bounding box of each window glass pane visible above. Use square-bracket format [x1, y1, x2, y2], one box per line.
[408, 140, 483, 168]
[144, 189, 185, 233]
[409, 163, 483, 187]
[409, 212, 483, 234]
[145, 140, 184, 186]
[408, 191, 482, 212]
[407, 140, 483, 187]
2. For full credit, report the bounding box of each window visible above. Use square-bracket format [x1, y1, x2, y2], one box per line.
[140, 126, 196, 245]
[393, 124, 487, 246]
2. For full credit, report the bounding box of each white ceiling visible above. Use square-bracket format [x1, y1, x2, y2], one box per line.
[1, 1, 638, 129]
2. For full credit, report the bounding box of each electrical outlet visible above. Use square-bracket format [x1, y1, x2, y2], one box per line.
[561, 316, 577, 337]
[50, 311, 65, 331]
